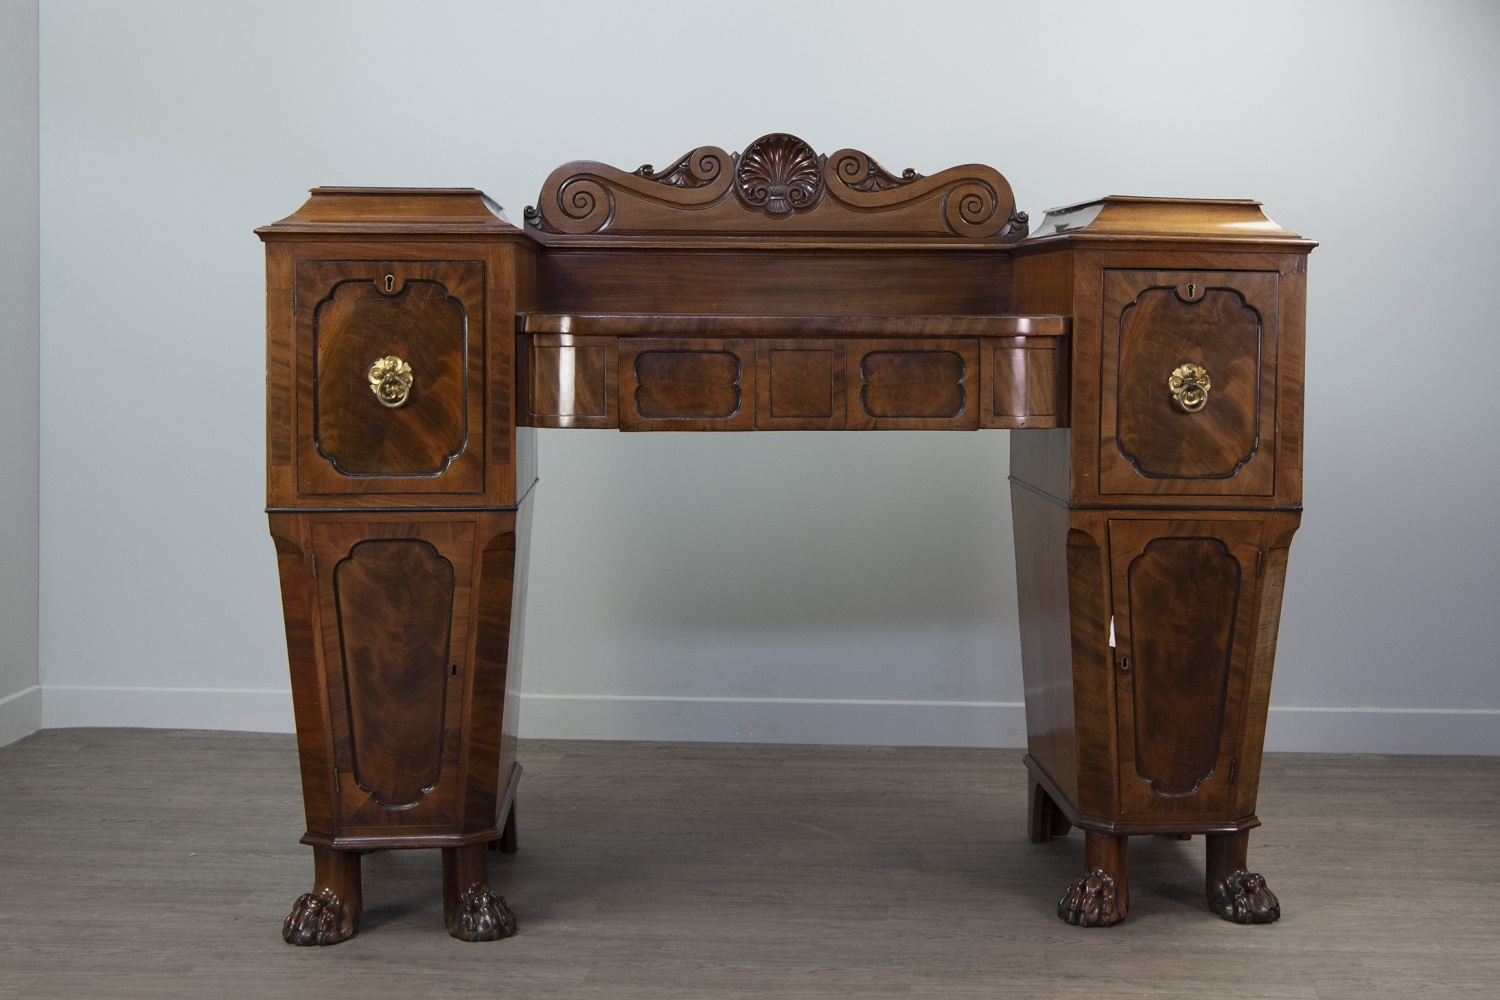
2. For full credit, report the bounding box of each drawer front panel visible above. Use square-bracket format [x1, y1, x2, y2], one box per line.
[296, 261, 485, 494]
[757, 340, 846, 430]
[981, 336, 1065, 429]
[847, 339, 980, 430]
[619, 338, 756, 430]
[525, 333, 1063, 432]
[1100, 270, 1278, 496]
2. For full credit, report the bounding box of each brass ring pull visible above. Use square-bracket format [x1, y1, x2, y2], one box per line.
[369, 356, 414, 408]
[1169, 363, 1210, 413]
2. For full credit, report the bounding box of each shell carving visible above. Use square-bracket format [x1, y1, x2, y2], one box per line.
[735, 133, 824, 215]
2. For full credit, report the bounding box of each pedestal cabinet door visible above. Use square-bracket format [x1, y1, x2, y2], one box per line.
[310, 520, 475, 835]
[295, 261, 486, 496]
[1100, 270, 1279, 497]
[1108, 518, 1262, 822]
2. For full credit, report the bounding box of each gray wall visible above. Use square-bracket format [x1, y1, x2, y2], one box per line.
[30, 0, 1500, 753]
[0, 0, 40, 748]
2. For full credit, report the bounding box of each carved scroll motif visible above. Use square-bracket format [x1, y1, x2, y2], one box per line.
[524, 133, 1028, 242]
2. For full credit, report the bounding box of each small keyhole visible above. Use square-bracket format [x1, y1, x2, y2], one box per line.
[1118, 654, 1130, 673]
[1186, 282, 1196, 298]
[450, 663, 459, 677]
[384, 274, 395, 293]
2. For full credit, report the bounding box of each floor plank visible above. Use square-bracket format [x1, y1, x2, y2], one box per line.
[0, 730, 1495, 998]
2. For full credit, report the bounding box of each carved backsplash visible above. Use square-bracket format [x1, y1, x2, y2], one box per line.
[524, 133, 1027, 244]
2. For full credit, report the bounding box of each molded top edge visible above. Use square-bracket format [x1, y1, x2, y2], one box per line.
[257, 186, 517, 236]
[1027, 195, 1308, 243]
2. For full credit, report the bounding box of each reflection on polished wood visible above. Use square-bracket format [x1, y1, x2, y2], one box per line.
[260, 133, 1313, 940]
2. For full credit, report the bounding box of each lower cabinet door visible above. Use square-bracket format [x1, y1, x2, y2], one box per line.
[310, 519, 476, 834]
[1107, 517, 1263, 822]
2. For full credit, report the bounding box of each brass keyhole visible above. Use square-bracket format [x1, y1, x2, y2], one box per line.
[1186, 282, 1196, 298]
[383, 274, 395, 293]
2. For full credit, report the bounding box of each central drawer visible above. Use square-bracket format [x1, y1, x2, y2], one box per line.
[518, 315, 1069, 432]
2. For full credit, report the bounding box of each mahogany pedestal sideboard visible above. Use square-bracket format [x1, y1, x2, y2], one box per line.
[258, 134, 1313, 943]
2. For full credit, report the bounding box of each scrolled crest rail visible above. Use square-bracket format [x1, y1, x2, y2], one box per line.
[523, 132, 1027, 243]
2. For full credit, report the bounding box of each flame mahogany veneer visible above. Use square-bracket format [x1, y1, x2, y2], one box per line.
[259, 134, 1313, 943]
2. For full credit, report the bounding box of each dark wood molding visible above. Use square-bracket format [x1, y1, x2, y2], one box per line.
[524, 133, 1027, 246]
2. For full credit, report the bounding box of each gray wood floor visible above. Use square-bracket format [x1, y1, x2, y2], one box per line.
[0, 730, 1496, 998]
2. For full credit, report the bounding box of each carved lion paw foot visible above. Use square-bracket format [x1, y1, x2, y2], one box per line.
[1209, 869, 1281, 924]
[446, 882, 517, 942]
[283, 888, 355, 945]
[1058, 869, 1126, 927]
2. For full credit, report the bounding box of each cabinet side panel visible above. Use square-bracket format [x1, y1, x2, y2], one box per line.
[1066, 512, 1117, 820]
[1011, 484, 1078, 805]
[500, 494, 534, 781]
[464, 511, 518, 834]
[269, 517, 334, 838]
[266, 249, 297, 506]
[1233, 514, 1299, 816]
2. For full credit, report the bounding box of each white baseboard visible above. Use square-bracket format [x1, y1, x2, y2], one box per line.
[39, 685, 295, 733]
[517, 694, 1500, 755]
[517, 693, 1031, 748]
[1263, 706, 1500, 755]
[0, 685, 42, 747]
[27, 686, 1500, 755]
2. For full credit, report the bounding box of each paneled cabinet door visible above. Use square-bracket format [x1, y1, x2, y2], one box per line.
[1108, 518, 1263, 821]
[309, 520, 476, 835]
[1099, 270, 1279, 498]
[295, 260, 487, 496]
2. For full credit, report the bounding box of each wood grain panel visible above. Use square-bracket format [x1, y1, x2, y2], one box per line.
[847, 339, 978, 430]
[309, 518, 477, 834]
[1065, 514, 1117, 821]
[462, 525, 517, 835]
[269, 520, 334, 839]
[1108, 517, 1263, 822]
[1100, 270, 1279, 496]
[983, 337, 1063, 429]
[1010, 485, 1078, 809]
[527, 335, 616, 428]
[1122, 536, 1239, 795]
[756, 340, 844, 429]
[619, 339, 755, 430]
[333, 539, 454, 809]
[538, 251, 1013, 316]
[294, 259, 486, 496]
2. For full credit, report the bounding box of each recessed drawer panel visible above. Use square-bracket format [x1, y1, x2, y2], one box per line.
[847, 339, 979, 430]
[295, 260, 485, 495]
[756, 340, 845, 430]
[619, 338, 756, 431]
[1100, 270, 1278, 496]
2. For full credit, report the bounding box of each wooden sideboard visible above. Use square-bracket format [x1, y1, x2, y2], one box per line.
[259, 134, 1313, 943]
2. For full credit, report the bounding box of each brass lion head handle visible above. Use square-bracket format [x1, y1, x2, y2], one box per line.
[1168, 363, 1210, 412]
[369, 356, 414, 408]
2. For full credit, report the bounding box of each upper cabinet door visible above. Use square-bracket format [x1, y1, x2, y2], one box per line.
[295, 260, 486, 496]
[1099, 270, 1278, 497]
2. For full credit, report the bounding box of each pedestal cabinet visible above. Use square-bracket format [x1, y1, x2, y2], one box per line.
[1011, 198, 1310, 925]
[259, 190, 537, 943]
